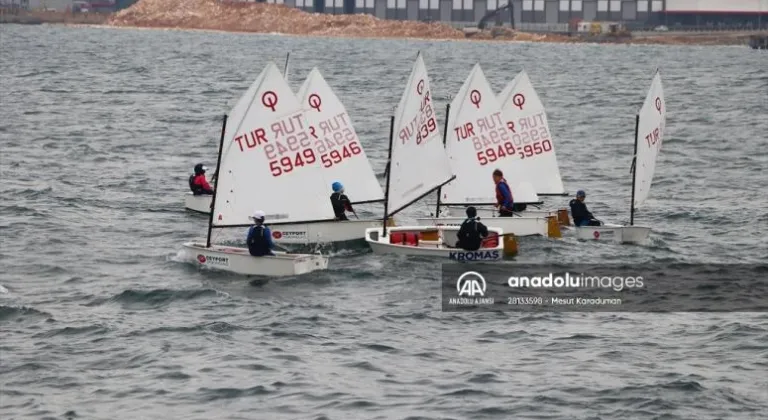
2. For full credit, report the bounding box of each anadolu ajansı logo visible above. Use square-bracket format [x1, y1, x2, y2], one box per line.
[457, 271, 486, 296]
[449, 271, 494, 306]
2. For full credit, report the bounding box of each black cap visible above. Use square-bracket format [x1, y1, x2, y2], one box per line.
[466, 206, 477, 218]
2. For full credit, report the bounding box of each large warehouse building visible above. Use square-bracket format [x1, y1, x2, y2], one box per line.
[282, 0, 768, 28]
[8, 0, 768, 28]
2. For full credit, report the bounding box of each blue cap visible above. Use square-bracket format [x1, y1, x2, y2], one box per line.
[576, 190, 586, 197]
[332, 182, 343, 192]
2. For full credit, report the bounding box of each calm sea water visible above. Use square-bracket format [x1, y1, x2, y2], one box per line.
[1, 24, 768, 419]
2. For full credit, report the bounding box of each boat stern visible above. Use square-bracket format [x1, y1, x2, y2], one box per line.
[184, 194, 212, 214]
[291, 253, 330, 275]
[573, 225, 651, 244]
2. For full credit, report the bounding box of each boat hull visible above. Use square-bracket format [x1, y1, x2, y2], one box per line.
[183, 242, 328, 276]
[428, 203, 570, 225]
[573, 224, 651, 244]
[184, 193, 212, 214]
[364, 226, 505, 261]
[270, 219, 392, 245]
[415, 214, 551, 237]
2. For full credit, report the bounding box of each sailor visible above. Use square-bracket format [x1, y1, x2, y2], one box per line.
[569, 190, 602, 227]
[456, 206, 489, 251]
[246, 210, 275, 257]
[492, 169, 517, 217]
[330, 181, 354, 221]
[189, 163, 213, 195]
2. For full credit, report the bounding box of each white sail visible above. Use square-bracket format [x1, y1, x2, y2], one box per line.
[633, 70, 665, 208]
[440, 63, 512, 204]
[212, 62, 336, 226]
[387, 53, 454, 215]
[498, 70, 565, 195]
[296, 68, 385, 203]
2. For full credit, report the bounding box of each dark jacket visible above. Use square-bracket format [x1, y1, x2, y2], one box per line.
[569, 199, 594, 226]
[247, 224, 274, 256]
[330, 192, 353, 220]
[189, 174, 213, 195]
[456, 217, 489, 251]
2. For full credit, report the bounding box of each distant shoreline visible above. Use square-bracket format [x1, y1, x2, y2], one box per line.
[2, 11, 765, 47]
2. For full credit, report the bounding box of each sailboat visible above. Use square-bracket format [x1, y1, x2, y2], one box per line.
[261, 67, 392, 246]
[183, 62, 329, 276]
[574, 70, 665, 244]
[184, 53, 292, 215]
[425, 69, 571, 227]
[415, 65, 561, 238]
[364, 54, 505, 261]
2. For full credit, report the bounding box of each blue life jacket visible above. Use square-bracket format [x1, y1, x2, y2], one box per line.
[247, 225, 273, 256]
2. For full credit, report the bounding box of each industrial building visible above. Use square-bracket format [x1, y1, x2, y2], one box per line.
[5, 0, 767, 28]
[242, 0, 768, 29]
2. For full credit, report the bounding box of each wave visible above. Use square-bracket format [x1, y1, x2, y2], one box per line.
[86, 288, 227, 308]
[0, 305, 53, 322]
[127, 321, 245, 336]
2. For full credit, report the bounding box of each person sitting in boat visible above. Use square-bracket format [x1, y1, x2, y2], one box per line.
[189, 163, 213, 195]
[246, 210, 275, 257]
[456, 206, 489, 251]
[570, 190, 602, 227]
[492, 169, 520, 216]
[330, 181, 354, 221]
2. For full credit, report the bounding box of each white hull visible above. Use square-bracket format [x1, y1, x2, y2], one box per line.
[415, 215, 549, 237]
[573, 224, 651, 244]
[364, 225, 505, 261]
[183, 242, 328, 276]
[184, 193, 212, 214]
[270, 219, 391, 245]
[427, 202, 568, 222]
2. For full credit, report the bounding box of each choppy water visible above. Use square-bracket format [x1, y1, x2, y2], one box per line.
[2, 24, 768, 419]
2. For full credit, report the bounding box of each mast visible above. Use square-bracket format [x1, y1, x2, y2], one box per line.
[629, 113, 639, 226]
[382, 115, 396, 236]
[206, 114, 228, 248]
[283, 52, 290, 78]
[433, 102, 451, 217]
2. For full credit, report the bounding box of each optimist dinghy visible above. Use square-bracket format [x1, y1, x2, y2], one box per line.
[364, 53, 513, 261]
[184, 53, 290, 215]
[574, 70, 665, 244]
[183, 62, 329, 276]
[416, 65, 561, 238]
[184, 57, 390, 247]
[366, 225, 504, 261]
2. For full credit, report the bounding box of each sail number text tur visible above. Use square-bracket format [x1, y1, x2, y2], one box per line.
[399, 88, 438, 145]
[454, 111, 553, 165]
